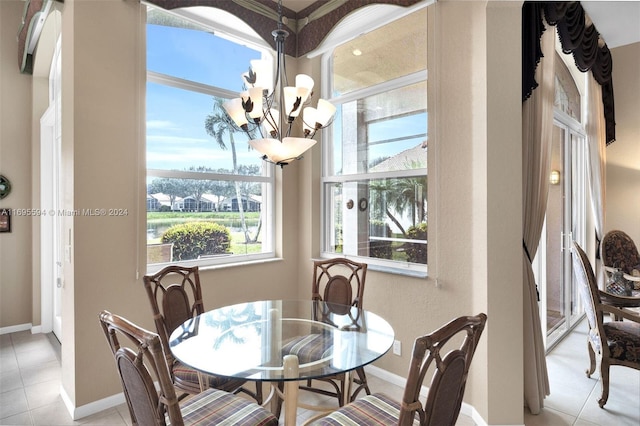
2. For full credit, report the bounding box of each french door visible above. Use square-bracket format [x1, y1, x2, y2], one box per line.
[536, 119, 586, 350]
[40, 37, 63, 342]
[40, 105, 63, 342]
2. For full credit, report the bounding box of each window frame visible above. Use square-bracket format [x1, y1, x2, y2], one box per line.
[145, 5, 277, 273]
[319, 3, 430, 276]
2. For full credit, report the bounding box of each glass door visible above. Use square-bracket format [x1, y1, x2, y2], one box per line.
[537, 121, 586, 350]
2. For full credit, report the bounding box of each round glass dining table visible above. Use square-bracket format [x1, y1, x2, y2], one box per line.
[168, 299, 394, 425]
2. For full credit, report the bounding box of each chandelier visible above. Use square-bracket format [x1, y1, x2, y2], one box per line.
[223, 0, 336, 167]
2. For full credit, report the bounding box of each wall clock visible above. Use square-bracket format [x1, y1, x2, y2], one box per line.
[0, 175, 11, 199]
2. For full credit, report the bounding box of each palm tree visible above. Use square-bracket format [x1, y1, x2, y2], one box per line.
[204, 96, 256, 243]
[369, 174, 427, 237]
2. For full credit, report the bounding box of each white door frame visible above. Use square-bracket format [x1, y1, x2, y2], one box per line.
[40, 35, 63, 340]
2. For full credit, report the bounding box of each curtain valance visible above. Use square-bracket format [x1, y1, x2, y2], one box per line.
[523, 1, 615, 144]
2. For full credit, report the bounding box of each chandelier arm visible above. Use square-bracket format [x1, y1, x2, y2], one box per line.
[262, 108, 279, 139]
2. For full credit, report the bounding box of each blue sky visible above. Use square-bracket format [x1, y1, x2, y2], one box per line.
[147, 23, 263, 172]
[146, 19, 427, 174]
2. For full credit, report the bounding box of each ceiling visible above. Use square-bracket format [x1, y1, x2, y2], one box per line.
[582, 1, 640, 48]
[281, 0, 317, 12]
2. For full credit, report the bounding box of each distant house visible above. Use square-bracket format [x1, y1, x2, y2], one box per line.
[147, 193, 184, 211]
[182, 194, 217, 212]
[370, 142, 427, 173]
[219, 195, 261, 212]
[146, 194, 161, 211]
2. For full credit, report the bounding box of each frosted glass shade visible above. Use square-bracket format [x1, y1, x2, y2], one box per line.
[249, 137, 317, 164]
[223, 98, 248, 127]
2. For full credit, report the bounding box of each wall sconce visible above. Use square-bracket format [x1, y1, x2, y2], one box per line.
[549, 170, 561, 185]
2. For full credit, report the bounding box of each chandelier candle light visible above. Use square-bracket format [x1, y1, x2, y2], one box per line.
[223, 0, 336, 167]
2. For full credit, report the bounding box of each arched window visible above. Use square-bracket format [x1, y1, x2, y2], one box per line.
[554, 53, 581, 122]
[145, 5, 275, 269]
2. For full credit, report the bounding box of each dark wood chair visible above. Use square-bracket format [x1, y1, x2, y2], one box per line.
[143, 265, 262, 402]
[98, 311, 278, 426]
[290, 258, 369, 406]
[571, 242, 640, 408]
[311, 313, 487, 425]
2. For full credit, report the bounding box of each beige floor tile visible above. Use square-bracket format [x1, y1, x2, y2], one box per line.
[0, 353, 19, 374]
[0, 410, 34, 425]
[524, 406, 576, 425]
[24, 379, 63, 410]
[77, 407, 127, 425]
[0, 388, 29, 420]
[19, 360, 61, 387]
[29, 399, 80, 426]
[0, 369, 24, 393]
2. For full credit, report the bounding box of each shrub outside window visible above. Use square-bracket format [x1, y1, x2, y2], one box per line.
[146, 6, 274, 270]
[322, 7, 428, 273]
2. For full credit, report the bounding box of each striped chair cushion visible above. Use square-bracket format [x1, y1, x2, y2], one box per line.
[172, 388, 278, 425]
[310, 393, 419, 425]
[282, 333, 334, 365]
[174, 361, 243, 393]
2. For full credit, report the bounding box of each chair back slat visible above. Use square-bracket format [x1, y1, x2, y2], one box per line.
[143, 265, 205, 366]
[312, 258, 367, 308]
[399, 313, 487, 426]
[162, 286, 194, 334]
[117, 349, 163, 425]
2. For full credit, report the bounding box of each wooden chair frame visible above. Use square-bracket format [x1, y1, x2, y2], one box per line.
[99, 310, 190, 425]
[301, 258, 368, 405]
[572, 242, 640, 408]
[398, 314, 487, 425]
[99, 311, 278, 426]
[310, 313, 487, 426]
[143, 265, 261, 402]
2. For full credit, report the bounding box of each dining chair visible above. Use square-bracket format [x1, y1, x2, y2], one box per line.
[285, 258, 368, 406]
[310, 313, 487, 426]
[98, 310, 278, 426]
[571, 241, 640, 408]
[600, 230, 640, 291]
[143, 265, 262, 402]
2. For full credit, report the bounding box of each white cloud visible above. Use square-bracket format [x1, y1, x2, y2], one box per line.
[147, 135, 209, 144]
[146, 120, 178, 130]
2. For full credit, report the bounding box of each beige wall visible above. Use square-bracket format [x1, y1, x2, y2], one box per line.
[606, 42, 640, 243]
[0, 1, 34, 329]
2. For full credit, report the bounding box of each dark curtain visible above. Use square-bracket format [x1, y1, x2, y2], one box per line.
[522, 1, 615, 144]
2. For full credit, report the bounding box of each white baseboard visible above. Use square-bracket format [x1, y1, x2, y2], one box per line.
[366, 365, 490, 426]
[60, 382, 126, 421]
[0, 323, 32, 335]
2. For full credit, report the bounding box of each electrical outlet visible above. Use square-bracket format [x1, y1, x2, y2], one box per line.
[393, 340, 401, 356]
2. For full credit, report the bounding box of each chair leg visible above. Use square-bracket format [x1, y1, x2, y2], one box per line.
[255, 381, 263, 405]
[349, 367, 371, 402]
[586, 342, 596, 377]
[598, 359, 610, 408]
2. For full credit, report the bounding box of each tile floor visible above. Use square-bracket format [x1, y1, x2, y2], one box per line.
[1, 318, 638, 425]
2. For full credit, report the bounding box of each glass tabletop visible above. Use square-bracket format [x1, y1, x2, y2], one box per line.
[168, 299, 395, 382]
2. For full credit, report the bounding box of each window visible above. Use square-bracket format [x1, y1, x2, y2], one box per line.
[146, 6, 275, 270]
[554, 53, 581, 122]
[322, 6, 428, 273]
